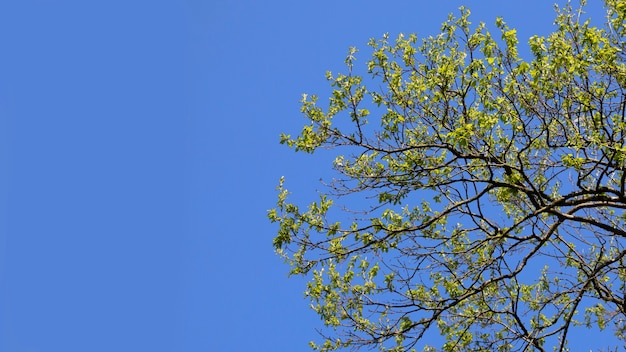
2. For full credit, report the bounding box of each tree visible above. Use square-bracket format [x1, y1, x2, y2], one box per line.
[269, 1, 626, 351]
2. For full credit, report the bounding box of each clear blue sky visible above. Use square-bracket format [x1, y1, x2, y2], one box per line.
[0, 1, 615, 351]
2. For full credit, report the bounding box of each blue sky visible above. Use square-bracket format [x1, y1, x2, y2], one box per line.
[0, 1, 616, 351]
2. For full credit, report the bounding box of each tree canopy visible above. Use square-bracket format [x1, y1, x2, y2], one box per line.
[269, 1, 626, 351]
